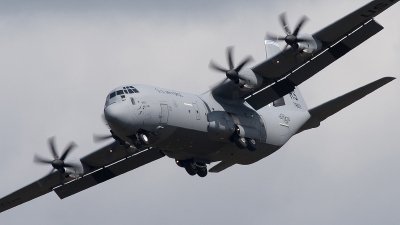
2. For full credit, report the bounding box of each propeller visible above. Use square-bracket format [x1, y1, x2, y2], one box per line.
[92, 117, 131, 149]
[266, 12, 310, 50]
[93, 114, 114, 143]
[34, 136, 77, 175]
[209, 46, 253, 85]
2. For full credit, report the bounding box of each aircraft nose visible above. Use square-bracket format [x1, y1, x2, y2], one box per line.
[104, 103, 132, 130]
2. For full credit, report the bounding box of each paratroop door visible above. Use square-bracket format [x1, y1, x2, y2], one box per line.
[160, 104, 169, 124]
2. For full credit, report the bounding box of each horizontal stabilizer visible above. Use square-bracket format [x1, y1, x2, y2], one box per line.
[299, 77, 395, 132]
[209, 161, 236, 173]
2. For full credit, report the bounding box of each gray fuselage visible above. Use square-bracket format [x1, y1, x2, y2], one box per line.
[104, 84, 310, 166]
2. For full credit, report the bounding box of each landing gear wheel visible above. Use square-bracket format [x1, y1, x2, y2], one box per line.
[234, 136, 247, 149]
[197, 167, 208, 177]
[184, 161, 197, 176]
[138, 133, 149, 145]
[246, 138, 257, 151]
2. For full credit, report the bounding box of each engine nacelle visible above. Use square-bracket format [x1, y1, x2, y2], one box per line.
[63, 158, 89, 178]
[208, 111, 267, 143]
[236, 68, 264, 91]
[207, 111, 236, 142]
[296, 33, 322, 54]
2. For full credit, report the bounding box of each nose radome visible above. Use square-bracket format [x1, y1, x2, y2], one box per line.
[104, 103, 131, 130]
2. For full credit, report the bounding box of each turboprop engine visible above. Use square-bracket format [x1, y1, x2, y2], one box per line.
[33, 137, 88, 179]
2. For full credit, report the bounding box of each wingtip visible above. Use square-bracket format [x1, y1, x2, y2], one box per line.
[381, 76, 396, 83]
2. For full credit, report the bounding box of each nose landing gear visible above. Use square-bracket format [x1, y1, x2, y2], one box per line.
[176, 159, 208, 177]
[130, 131, 150, 148]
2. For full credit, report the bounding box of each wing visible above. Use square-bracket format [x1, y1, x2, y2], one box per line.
[246, 19, 383, 110]
[210, 1, 398, 109]
[0, 142, 164, 213]
[54, 147, 164, 199]
[0, 172, 69, 213]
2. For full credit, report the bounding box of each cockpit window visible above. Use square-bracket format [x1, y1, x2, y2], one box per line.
[116, 90, 124, 95]
[128, 89, 134, 94]
[109, 92, 116, 99]
[124, 90, 128, 94]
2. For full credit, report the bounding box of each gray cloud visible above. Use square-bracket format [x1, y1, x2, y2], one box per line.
[0, 0, 399, 224]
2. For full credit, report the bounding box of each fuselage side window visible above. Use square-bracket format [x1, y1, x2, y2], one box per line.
[273, 97, 285, 107]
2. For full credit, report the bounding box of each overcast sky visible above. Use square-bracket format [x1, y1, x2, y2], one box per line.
[0, 0, 399, 224]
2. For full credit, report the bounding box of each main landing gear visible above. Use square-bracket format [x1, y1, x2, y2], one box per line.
[176, 159, 208, 177]
[231, 128, 258, 151]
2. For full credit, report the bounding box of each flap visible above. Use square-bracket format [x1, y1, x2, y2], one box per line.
[54, 148, 165, 199]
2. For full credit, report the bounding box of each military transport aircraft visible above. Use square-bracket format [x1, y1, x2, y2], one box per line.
[0, 0, 398, 214]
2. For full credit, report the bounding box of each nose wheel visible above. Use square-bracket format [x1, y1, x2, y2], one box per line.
[138, 133, 149, 145]
[130, 131, 150, 148]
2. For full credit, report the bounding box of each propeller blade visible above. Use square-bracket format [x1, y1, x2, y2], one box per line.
[59, 141, 77, 161]
[209, 77, 229, 91]
[209, 60, 228, 73]
[266, 33, 286, 41]
[48, 136, 59, 159]
[101, 113, 110, 127]
[279, 12, 291, 35]
[226, 46, 234, 70]
[235, 55, 254, 72]
[293, 15, 309, 36]
[33, 154, 53, 164]
[93, 134, 113, 142]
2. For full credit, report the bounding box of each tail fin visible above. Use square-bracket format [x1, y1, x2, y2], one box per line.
[298, 77, 395, 133]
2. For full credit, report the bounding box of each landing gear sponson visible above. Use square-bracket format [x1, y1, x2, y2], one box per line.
[231, 126, 258, 151]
